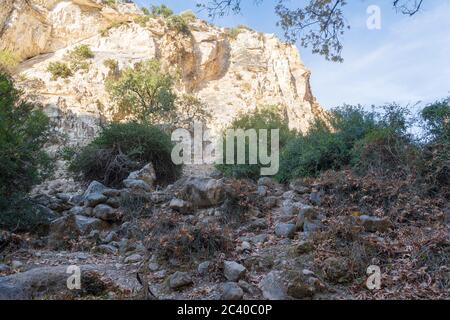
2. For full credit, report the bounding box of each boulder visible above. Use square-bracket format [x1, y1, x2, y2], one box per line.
[83, 181, 107, 200]
[224, 261, 246, 282]
[123, 179, 151, 192]
[274, 223, 296, 239]
[93, 204, 118, 221]
[259, 270, 316, 300]
[48, 214, 108, 248]
[124, 253, 143, 264]
[85, 193, 107, 208]
[0, 265, 102, 299]
[168, 271, 193, 290]
[176, 177, 227, 208]
[221, 282, 244, 300]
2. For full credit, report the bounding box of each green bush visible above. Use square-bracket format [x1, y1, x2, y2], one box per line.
[0, 72, 52, 231]
[216, 106, 296, 179]
[65, 45, 94, 72]
[421, 98, 450, 143]
[277, 104, 415, 181]
[134, 15, 150, 27]
[47, 62, 72, 80]
[167, 15, 191, 35]
[69, 122, 181, 187]
[150, 4, 173, 18]
[0, 49, 19, 73]
[0, 72, 51, 197]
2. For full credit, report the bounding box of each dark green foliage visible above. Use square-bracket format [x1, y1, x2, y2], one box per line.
[216, 106, 296, 179]
[0, 73, 51, 197]
[0, 72, 51, 231]
[278, 104, 416, 181]
[421, 98, 450, 143]
[69, 122, 181, 187]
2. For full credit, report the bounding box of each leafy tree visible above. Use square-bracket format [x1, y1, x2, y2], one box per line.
[421, 97, 450, 143]
[198, 0, 426, 62]
[0, 72, 51, 197]
[106, 59, 177, 123]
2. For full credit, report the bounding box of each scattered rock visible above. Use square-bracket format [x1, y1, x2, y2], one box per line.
[169, 271, 193, 290]
[274, 223, 296, 239]
[257, 185, 268, 197]
[148, 263, 160, 272]
[258, 177, 275, 188]
[289, 179, 310, 194]
[259, 271, 288, 300]
[291, 240, 314, 255]
[221, 282, 244, 300]
[224, 261, 246, 282]
[83, 181, 107, 200]
[0, 264, 11, 273]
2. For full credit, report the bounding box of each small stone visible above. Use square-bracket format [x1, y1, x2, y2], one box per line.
[124, 253, 143, 264]
[310, 190, 324, 205]
[148, 262, 160, 272]
[258, 177, 275, 188]
[169, 198, 192, 214]
[274, 223, 296, 239]
[106, 197, 121, 208]
[257, 185, 268, 197]
[249, 234, 268, 244]
[224, 261, 246, 282]
[221, 282, 244, 300]
[241, 241, 251, 251]
[102, 188, 121, 197]
[169, 271, 193, 290]
[292, 240, 314, 255]
[198, 261, 211, 275]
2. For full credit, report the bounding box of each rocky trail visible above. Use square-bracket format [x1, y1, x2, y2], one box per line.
[2, 162, 447, 300]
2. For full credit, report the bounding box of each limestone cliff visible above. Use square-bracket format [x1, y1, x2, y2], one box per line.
[1, 0, 327, 145]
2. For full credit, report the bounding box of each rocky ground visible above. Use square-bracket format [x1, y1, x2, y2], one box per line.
[0, 163, 448, 300]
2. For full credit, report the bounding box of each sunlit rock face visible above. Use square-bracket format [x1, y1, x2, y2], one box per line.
[1, 0, 327, 145]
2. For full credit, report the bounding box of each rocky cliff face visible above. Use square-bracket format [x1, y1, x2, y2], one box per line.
[1, 0, 326, 145]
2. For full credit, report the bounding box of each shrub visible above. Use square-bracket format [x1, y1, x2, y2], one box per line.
[277, 121, 348, 182]
[277, 104, 415, 181]
[421, 98, 450, 143]
[65, 45, 94, 72]
[141, 7, 150, 16]
[0, 72, 51, 197]
[106, 59, 176, 124]
[169, 94, 212, 130]
[0, 73, 52, 231]
[0, 49, 19, 73]
[167, 15, 191, 35]
[69, 122, 181, 187]
[227, 28, 243, 40]
[47, 62, 72, 80]
[216, 106, 296, 179]
[134, 15, 150, 27]
[150, 4, 173, 18]
[180, 10, 197, 23]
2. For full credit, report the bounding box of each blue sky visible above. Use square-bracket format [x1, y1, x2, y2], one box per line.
[135, 1, 450, 110]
